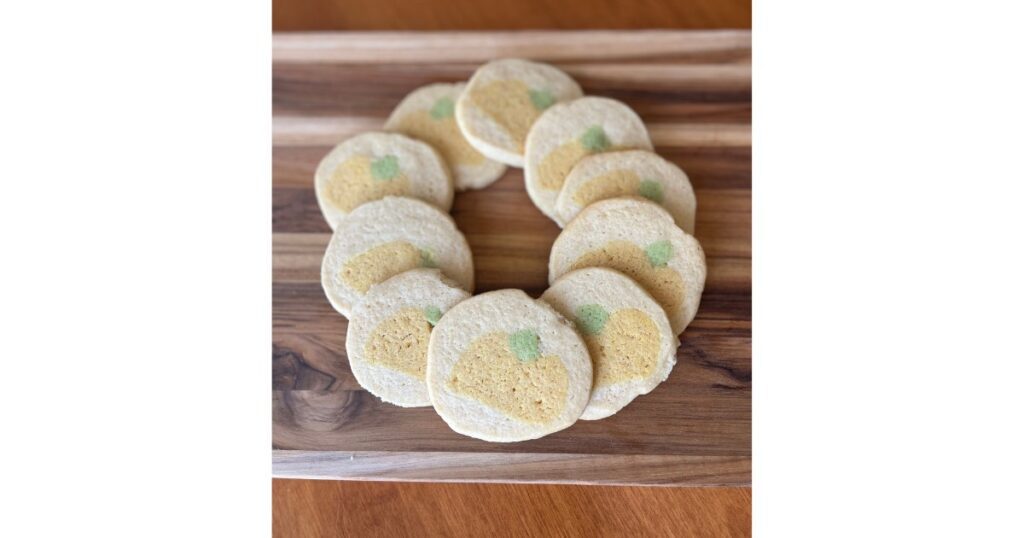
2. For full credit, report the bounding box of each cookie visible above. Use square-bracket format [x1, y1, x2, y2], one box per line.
[426, 289, 592, 442]
[314, 132, 454, 230]
[385, 83, 507, 191]
[455, 59, 583, 167]
[346, 269, 471, 407]
[321, 196, 474, 318]
[540, 267, 677, 420]
[524, 97, 652, 221]
[555, 150, 696, 233]
[548, 197, 705, 335]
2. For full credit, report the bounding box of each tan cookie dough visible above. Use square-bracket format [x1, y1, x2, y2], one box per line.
[541, 267, 678, 420]
[455, 59, 582, 168]
[548, 197, 705, 335]
[346, 269, 471, 407]
[524, 97, 652, 222]
[555, 150, 696, 232]
[426, 289, 592, 442]
[314, 132, 453, 230]
[386, 83, 507, 191]
[321, 196, 474, 318]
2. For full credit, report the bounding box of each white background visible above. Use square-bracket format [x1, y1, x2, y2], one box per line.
[1, 0, 1022, 535]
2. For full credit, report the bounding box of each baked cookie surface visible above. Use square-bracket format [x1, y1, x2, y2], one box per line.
[548, 197, 705, 335]
[385, 83, 507, 191]
[314, 131, 454, 230]
[541, 267, 677, 420]
[346, 269, 471, 407]
[524, 97, 652, 222]
[555, 150, 696, 232]
[426, 289, 592, 442]
[455, 59, 582, 167]
[321, 196, 474, 318]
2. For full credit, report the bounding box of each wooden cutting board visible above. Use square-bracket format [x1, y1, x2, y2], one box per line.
[273, 31, 750, 486]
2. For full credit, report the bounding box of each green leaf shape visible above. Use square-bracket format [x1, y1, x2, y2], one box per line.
[638, 179, 664, 203]
[370, 155, 400, 181]
[645, 240, 673, 267]
[529, 89, 556, 111]
[508, 329, 540, 362]
[575, 304, 610, 335]
[430, 97, 455, 119]
[423, 306, 442, 326]
[580, 126, 611, 153]
[418, 249, 438, 268]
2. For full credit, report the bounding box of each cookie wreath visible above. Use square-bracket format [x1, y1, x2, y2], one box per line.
[315, 59, 707, 442]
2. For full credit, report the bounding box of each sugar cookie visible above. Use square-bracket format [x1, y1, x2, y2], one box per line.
[346, 269, 471, 407]
[548, 197, 705, 335]
[385, 83, 507, 191]
[541, 267, 677, 420]
[426, 289, 591, 442]
[555, 150, 696, 232]
[524, 97, 652, 221]
[455, 59, 582, 167]
[321, 196, 473, 318]
[314, 132, 453, 230]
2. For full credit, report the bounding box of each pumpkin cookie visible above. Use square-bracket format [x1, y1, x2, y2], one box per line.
[524, 97, 652, 222]
[426, 289, 592, 442]
[548, 197, 705, 335]
[385, 83, 507, 191]
[321, 196, 473, 318]
[346, 269, 471, 407]
[314, 132, 453, 230]
[541, 267, 677, 420]
[455, 59, 582, 168]
[555, 150, 696, 232]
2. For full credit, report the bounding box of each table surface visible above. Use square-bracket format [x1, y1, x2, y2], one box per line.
[274, 480, 752, 537]
[274, 0, 751, 32]
[273, 30, 750, 486]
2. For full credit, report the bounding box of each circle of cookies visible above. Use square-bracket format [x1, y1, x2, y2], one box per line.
[314, 58, 708, 443]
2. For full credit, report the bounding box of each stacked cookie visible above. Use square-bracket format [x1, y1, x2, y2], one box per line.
[314, 59, 706, 443]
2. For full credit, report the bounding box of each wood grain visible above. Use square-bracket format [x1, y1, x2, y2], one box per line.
[273, 479, 752, 537]
[273, 1, 752, 32]
[272, 31, 751, 485]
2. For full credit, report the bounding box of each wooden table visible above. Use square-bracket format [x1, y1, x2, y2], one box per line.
[273, 30, 751, 486]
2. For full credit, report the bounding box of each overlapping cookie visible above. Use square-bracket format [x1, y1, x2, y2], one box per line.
[555, 150, 696, 233]
[346, 269, 471, 407]
[314, 132, 453, 230]
[541, 267, 677, 420]
[426, 289, 592, 442]
[321, 196, 474, 318]
[549, 197, 706, 335]
[456, 59, 582, 167]
[386, 83, 507, 191]
[524, 97, 652, 221]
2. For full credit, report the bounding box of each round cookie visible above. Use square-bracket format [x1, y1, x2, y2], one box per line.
[314, 132, 454, 230]
[455, 59, 583, 168]
[346, 269, 471, 407]
[385, 83, 507, 191]
[321, 196, 474, 318]
[524, 97, 652, 221]
[548, 197, 706, 335]
[555, 150, 696, 233]
[426, 289, 592, 442]
[541, 268, 677, 420]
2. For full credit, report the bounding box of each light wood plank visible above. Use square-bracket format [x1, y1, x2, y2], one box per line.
[274, 30, 751, 64]
[274, 450, 750, 486]
[274, 116, 750, 147]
